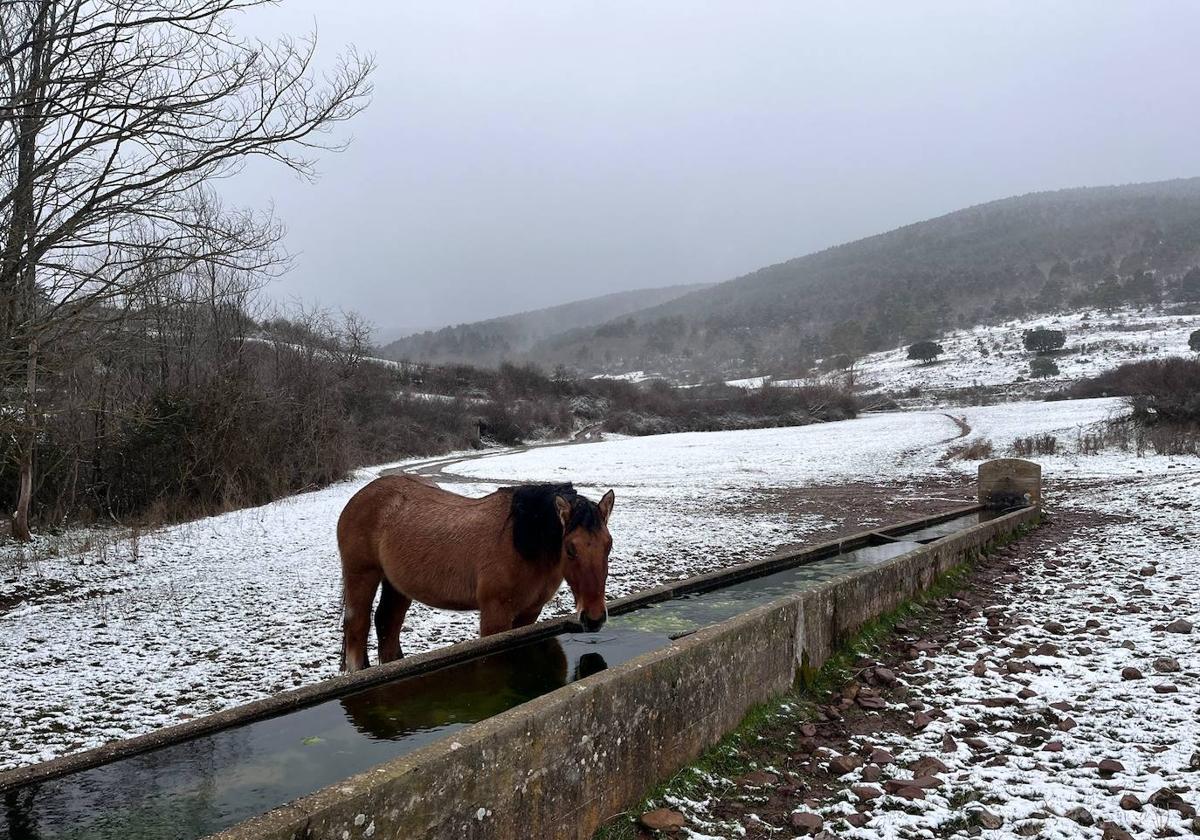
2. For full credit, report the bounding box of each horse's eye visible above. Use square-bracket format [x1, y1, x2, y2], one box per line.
[566, 544, 578, 559]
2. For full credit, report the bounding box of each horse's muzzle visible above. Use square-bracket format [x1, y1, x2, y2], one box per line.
[578, 608, 607, 632]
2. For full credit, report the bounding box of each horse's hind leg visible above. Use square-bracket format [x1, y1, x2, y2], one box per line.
[341, 566, 381, 673]
[375, 579, 412, 664]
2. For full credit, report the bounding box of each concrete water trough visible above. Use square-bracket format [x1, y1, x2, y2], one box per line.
[0, 461, 1042, 840]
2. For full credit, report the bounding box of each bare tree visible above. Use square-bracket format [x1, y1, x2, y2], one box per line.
[0, 0, 373, 539]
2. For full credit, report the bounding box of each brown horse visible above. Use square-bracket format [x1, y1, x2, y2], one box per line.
[337, 475, 614, 672]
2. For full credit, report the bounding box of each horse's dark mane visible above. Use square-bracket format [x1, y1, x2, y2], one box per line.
[508, 482, 602, 564]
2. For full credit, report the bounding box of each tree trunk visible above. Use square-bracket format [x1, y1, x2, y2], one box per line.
[12, 340, 37, 542]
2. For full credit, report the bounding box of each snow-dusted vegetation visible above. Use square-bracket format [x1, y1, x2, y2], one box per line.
[2, 395, 1187, 772]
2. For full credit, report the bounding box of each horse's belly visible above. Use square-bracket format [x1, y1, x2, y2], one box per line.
[398, 579, 478, 612]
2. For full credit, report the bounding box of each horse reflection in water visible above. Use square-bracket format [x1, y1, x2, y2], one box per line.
[338, 637, 609, 739]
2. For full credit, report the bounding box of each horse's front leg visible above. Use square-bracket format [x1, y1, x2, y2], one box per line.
[513, 604, 543, 629]
[479, 599, 517, 637]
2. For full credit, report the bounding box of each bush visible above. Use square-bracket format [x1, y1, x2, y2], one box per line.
[1071, 357, 1200, 424]
[1011, 435, 1058, 457]
[945, 439, 994, 460]
[1190, 329, 1200, 353]
[1023, 328, 1066, 354]
[907, 340, 944, 364]
[1029, 357, 1060, 379]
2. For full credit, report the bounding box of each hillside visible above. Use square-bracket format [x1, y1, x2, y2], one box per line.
[378, 283, 708, 365]
[534, 178, 1200, 378]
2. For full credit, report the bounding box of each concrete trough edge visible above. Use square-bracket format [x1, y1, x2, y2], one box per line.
[207, 503, 1039, 840]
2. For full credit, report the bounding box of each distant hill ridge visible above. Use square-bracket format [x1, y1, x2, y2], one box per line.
[378, 283, 709, 366]
[386, 177, 1200, 377]
[534, 177, 1200, 377]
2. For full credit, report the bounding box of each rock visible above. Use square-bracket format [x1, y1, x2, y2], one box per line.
[858, 695, 887, 710]
[1150, 787, 1196, 816]
[911, 756, 949, 777]
[851, 784, 882, 802]
[893, 786, 925, 800]
[1121, 666, 1143, 680]
[873, 666, 897, 685]
[971, 660, 988, 677]
[1065, 807, 1094, 826]
[1033, 643, 1060, 656]
[1190, 751, 1200, 771]
[1140, 566, 1156, 576]
[964, 737, 988, 750]
[973, 808, 1003, 829]
[845, 813, 869, 828]
[869, 748, 895, 765]
[1100, 821, 1134, 840]
[1057, 717, 1077, 732]
[1049, 700, 1074, 712]
[1119, 640, 1136, 650]
[799, 723, 817, 738]
[1154, 683, 1178, 694]
[1098, 759, 1125, 777]
[828, 755, 862, 776]
[981, 696, 1020, 708]
[638, 809, 685, 833]
[1167, 619, 1194, 634]
[1119, 794, 1141, 811]
[1044, 621, 1066, 635]
[942, 734, 957, 753]
[738, 770, 778, 786]
[1016, 822, 1043, 836]
[885, 775, 943, 791]
[1017, 688, 1037, 699]
[912, 711, 933, 730]
[1042, 740, 1063, 752]
[789, 812, 824, 834]
[861, 764, 882, 782]
[1154, 657, 1181, 673]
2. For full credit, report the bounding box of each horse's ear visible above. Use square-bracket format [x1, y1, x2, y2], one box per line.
[598, 490, 615, 523]
[554, 495, 571, 529]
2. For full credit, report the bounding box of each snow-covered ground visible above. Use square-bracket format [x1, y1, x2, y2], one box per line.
[722, 306, 1198, 396]
[0, 396, 1192, 779]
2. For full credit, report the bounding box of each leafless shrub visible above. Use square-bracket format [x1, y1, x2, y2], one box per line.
[1011, 435, 1058, 457]
[945, 439, 995, 460]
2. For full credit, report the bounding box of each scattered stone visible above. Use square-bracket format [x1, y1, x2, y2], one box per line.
[869, 748, 894, 765]
[789, 811, 824, 834]
[873, 666, 897, 685]
[1167, 619, 1194, 634]
[942, 734, 957, 753]
[1042, 740, 1063, 752]
[1100, 821, 1134, 840]
[971, 659, 988, 677]
[1154, 657, 1181, 673]
[1057, 717, 1078, 732]
[799, 723, 817, 738]
[1140, 566, 1156, 576]
[1033, 643, 1059, 656]
[972, 808, 1003, 830]
[851, 785, 882, 802]
[844, 813, 869, 828]
[964, 737, 988, 750]
[1190, 751, 1200, 771]
[1121, 666, 1143, 681]
[1018, 688, 1037, 699]
[1016, 822, 1043, 836]
[892, 786, 925, 801]
[1044, 621, 1066, 635]
[638, 809, 685, 833]
[1119, 794, 1141, 811]
[858, 695, 887, 710]
[1154, 683, 1179, 694]
[861, 764, 882, 782]
[828, 755, 862, 776]
[1098, 759, 1125, 777]
[737, 770, 777, 787]
[912, 756, 950, 777]
[912, 711, 933, 730]
[1065, 807, 1094, 826]
[981, 696, 1020, 708]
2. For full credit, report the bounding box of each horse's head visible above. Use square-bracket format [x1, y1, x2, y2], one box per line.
[555, 490, 614, 632]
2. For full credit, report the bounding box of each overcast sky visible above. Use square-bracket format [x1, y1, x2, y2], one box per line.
[221, 2, 1200, 338]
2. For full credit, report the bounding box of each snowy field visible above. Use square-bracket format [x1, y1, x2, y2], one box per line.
[0, 396, 1189, 772]
[725, 306, 1198, 396]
